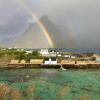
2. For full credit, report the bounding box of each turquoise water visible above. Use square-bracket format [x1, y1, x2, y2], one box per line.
[0, 68, 100, 100]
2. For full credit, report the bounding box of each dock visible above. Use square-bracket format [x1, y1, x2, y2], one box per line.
[6, 59, 100, 69]
[7, 63, 100, 69]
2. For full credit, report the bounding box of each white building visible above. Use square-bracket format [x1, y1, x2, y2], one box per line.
[64, 55, 71, 58]
[96, 58, 100, 61]
[93, 54, 100, 61]
[49, 50, 57, 54]
[57, 54, 62, 57]
[71, 56, 76, 59]
[44, 58, 57, 65]
[40, 49, 49, 55]
[40, 49, 58, 57]
[25, 50, 32, 54]
[64, 54, 76, 59]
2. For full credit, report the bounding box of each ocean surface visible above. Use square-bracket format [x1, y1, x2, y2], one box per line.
[0, 68, 100, 100]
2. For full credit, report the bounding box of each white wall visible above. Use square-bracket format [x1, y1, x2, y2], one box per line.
[44, 58, 57, 65]
[96, 58, 100, 61]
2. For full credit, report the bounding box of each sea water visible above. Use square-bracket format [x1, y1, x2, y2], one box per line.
[0, 68, 100, 100]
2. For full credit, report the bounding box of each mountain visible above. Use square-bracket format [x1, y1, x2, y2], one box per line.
[12, 16, 76, 48]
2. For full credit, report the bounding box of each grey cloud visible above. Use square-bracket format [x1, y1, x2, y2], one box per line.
[0, 0, 31, 41]
[0, 0, 100, 48]
[34, 0, 100, 48]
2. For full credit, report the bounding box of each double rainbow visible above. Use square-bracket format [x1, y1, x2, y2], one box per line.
[16, 0, 55, 48]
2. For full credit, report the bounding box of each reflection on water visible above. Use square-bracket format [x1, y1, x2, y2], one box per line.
[0, 68, 100, 100]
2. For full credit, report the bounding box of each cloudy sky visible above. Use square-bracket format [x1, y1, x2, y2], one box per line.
[0, 0, 100, 48]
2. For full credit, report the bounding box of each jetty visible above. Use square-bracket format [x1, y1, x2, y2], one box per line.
[7, 59, 100, 69]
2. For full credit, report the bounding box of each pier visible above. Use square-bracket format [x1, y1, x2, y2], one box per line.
[7, 59, 100, 69]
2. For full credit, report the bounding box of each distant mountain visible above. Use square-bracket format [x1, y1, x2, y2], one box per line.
[12, 16, 76, 48]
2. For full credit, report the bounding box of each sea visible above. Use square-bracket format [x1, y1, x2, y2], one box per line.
[0, 68, 100, 100]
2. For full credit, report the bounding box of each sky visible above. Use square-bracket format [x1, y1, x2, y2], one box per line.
[0, 0, 100, 48]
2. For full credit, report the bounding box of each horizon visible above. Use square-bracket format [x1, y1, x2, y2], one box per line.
[1, 47, 100, 54]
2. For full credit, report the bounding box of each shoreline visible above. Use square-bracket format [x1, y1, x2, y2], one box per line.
[0, 64, 100, 70]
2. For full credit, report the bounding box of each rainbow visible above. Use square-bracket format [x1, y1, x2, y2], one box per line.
[16, 0, 55, 48]
[32, 15, 55, 48]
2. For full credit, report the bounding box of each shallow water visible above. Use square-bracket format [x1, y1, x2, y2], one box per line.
[0, 68, 100, 100]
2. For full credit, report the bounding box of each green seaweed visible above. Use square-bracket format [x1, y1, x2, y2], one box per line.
[0, 68, 100, 100]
